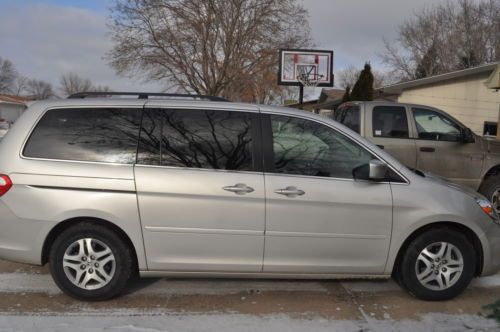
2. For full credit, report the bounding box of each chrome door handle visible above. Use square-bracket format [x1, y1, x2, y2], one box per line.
[274, 186, 305, 197]
[223, 183, 254, 195]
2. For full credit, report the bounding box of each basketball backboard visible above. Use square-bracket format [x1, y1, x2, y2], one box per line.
[278, 49, 334, 87]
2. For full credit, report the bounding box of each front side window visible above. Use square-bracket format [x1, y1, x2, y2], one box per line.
[23, 108, 141, 163]
[372, 106, 409, 138]
[413, 108, 461, 141]
[334, 104, 360, 134]
[137, 108, 254, 171]
[270, 115, 373, 178]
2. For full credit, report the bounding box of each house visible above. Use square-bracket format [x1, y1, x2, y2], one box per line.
[0, 94, 30, 124]
[378, 62, 500, 136]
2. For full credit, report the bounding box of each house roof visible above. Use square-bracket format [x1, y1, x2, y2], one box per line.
[380, 62, 499, 94]
[0, 94, 30, 106]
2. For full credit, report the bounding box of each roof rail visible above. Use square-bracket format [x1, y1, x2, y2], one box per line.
[67, 92, 228, 102]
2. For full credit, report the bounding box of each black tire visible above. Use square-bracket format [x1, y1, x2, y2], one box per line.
[397, 228, 475, 301]
[49, 222, 133, 301]
[479, 175, 500, 208]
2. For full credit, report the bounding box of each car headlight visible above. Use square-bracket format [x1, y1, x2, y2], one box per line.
[476, 198, 500, 223]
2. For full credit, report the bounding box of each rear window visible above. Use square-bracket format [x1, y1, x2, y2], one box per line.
[23, 108, 141, 164]
[334, 104, 360, 134]
[372, 106, 409, 138]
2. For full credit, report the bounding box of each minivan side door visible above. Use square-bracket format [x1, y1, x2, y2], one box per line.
[134, 106, 265, 272]
[366, 105, 417, 169]
[411, 107, 483, 188]
[261, 113, 394, 274]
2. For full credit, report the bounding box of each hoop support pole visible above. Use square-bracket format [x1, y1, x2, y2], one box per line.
[299, 85, 304, 105]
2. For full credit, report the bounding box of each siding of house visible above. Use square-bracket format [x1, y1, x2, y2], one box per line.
[396, 72, 500, 135]
[0, 103, 26, 123]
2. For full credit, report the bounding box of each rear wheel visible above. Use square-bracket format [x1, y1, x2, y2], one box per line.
[49, 223, 133, 301]
[479, 175, 500, 214]
[398, 228, 475, 301]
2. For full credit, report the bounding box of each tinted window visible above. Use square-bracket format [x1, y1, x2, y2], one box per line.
[413, 108, 461, 141]
[270, 115, 373, 178]
[24, 108, 141, 163]
[334, 104, 360, 134]
[372, 106, 409, 138]
[137, 109, 254, 171]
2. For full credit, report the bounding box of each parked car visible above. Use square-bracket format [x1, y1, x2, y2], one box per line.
[334, 101, 500, 212]
[0, 120, 9, 140]
[0, 93, 499, 301]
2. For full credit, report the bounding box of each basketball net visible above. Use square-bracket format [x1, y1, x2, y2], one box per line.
[296, 66, 324, 88]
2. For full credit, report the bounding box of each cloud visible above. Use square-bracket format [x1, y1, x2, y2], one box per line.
[0, 0, 450, 95]
[0, 1, 161, 93]
[301, 0, 449, 72]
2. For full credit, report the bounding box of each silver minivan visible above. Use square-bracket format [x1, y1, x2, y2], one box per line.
[0, 93, 499, 301]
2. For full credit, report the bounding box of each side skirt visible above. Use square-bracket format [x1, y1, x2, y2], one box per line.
[139, 271, 391, 280]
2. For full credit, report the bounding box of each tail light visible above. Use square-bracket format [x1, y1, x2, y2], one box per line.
[0, 175, 12, 197]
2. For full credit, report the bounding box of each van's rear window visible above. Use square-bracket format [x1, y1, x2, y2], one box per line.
[23, 108, 141, 164]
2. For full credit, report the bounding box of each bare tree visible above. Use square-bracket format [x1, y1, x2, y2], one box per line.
[337, 65, 393, 89]
[107, 0, 312, 102]
[26, 79, 55, 100]
[0, 57, 19, 94]
[382, 0, 500, 81]
[59, 73, 93, 97]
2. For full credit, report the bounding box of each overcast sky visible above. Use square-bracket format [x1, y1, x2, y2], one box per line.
[0, 0, 449, 94]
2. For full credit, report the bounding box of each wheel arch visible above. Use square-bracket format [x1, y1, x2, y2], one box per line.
[392, 221, 483, 277]
[41, 217, 139, 271]
[481, 164, 500, 183]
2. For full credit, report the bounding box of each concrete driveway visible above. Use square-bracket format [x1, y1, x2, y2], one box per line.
[0, 259, 499, 331]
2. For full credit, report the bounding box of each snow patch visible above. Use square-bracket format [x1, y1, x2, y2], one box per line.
[0, 312, 497, 332]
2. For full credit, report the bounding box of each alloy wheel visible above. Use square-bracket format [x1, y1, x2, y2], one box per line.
[62, 238, 116, 290]
[415, 242, 464, 291]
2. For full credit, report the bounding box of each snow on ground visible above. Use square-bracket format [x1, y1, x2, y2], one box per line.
[0, 312, 497, 332]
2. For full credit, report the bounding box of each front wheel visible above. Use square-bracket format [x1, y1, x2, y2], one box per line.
[397, 228, 475, 301]
[479, 176, 500, 214]
[49, 223, 133, 301]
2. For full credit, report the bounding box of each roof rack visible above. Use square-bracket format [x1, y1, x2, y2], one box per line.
[67, 92, 228, 102]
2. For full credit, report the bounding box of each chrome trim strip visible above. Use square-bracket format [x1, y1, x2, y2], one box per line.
[28, 185, 136, 194]
[266, 231, 386, 239]
[144, 226, 263, 236]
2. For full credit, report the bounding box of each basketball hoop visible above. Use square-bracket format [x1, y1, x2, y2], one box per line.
[297, 73, 325, 88]
[296, 65, 324, 88]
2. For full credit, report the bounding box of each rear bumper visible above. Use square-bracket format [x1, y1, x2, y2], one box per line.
[0, 199, 51, 265]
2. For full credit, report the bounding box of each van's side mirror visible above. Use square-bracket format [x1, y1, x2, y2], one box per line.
[353, 159, 388, 181]
[460, 128, 475, 143]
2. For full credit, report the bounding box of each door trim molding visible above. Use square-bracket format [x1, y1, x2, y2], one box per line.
[144, 226, 263, 236]
[266, 231, 387, 239]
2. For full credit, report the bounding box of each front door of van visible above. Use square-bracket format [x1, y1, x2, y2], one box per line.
[134, 106, 265, 272]
[261, 114, 394, 274]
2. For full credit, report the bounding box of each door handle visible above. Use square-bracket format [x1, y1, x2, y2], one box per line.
[419, 147, 435, 152]
[274, 186, 305, 197]
[376, 144, 385, 149]
[223, 183, 254, 195]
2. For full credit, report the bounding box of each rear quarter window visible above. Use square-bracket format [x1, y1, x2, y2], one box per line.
[23, 108, 141, 164]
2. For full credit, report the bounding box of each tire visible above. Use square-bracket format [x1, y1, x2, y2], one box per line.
[479, 175, 500, 212]
[49, 222, 133, 301]
[397, 228, 475, 301]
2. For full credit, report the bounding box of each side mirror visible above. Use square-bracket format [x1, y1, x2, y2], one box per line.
[460, 128, 475, 143]
[353, 159, 388, 181]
